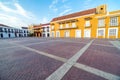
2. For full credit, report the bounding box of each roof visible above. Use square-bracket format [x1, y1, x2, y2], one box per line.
[0, 24, 10, 27]
[51, 8, 96, 22]
[33, 24, 41, 29]
[41, 23, 50, 26]
[33, 23, 50, 29]
[21, 27, 28, 29]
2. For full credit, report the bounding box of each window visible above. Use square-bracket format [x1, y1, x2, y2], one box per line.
[4, 28, 7, 33]
[43, 28, 45, 32]
[49, 28, 51, 31]
[0, 28, 3, 32]
[110, 17, 118, 26]
[101, 8, 103, 10]
[85, 21, 90, 27]
[47, 27, 49, 31]
[11, 29, 14, 33]
[109, 29, 117, 36]
[98, 29, 104, 36]
[51, 26, 54, 30]
[98, 19, 105, 27]
[66, 24, 69, 28]
[8, 29, 11, 33]
[60, 24, 63, 29]
[72, 23, 76, 27]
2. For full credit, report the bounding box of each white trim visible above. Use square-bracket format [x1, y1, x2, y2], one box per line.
[75, 30, 81, 38]
[108, 28, 118, 38]
[97, 28, 105, 38]
[96, 13, 120, 19]
[56, 31, 60, 37]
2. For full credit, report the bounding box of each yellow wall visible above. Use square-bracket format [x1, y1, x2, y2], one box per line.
[28, 25, 34, 34]
[50, 5, 120, 39]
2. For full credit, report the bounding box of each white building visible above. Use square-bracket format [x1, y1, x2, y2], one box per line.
[41, 23, 50, 37]
[0, 24, 28, 38]
[21, 27, 29, 37]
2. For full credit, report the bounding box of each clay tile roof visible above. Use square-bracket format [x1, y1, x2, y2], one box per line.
[33, 24, 41, 29]
[41, 23, 50, 26]
[51, 8, 96, 22]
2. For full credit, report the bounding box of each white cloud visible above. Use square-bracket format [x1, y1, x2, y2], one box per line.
[0, 1, 38, 28]
[40, 17, 49, 24]
[59, 9, 72, 16]
[49, 0, 58, 12]
[84, 0, 92, 9]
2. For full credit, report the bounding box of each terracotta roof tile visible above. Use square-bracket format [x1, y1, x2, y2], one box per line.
[51, 8, 96, 22]
[33, 24, 41, 29]
[41, 23, 50, 26]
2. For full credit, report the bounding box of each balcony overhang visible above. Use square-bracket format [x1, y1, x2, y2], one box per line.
[59, 26, 78, 30]
[57, 19, 78, 24]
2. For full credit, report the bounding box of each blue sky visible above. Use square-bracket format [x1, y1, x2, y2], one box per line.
[0, 0, 119, 28]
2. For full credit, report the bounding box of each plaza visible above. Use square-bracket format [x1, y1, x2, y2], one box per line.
[0, 37, 120, 80]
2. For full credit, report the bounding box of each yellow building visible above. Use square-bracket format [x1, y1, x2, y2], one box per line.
[50, 5, 120, 39]
[33, 24, 42, 37]
[28, 24, 34, 34]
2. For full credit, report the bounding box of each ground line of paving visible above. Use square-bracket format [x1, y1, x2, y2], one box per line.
[0, 39, 115, 50]
[45, 40, 94, 80]
[4, 39, 120, 80]
[110, 41, 120, 50]
[74, 63, 120, 80]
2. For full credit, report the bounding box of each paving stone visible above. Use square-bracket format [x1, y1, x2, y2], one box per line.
[78, 45, 120, 76]
[27, 41, 85, 59]
[0, 48, 63, 80]
[62, 67, 107, 80]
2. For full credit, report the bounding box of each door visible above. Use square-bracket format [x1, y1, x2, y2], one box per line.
[75, 30, 81, 38]
[56, 31, 60, 37]
[0, 34, 3, 38]
[97, 29, 105, 38]
[84, 30, 91, 38]
[64, 31, 69, 37]
[8, 34, 11, 38]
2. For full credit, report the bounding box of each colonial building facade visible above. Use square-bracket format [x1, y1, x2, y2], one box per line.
[50, 5, 120, 39]
[0, 24, 28, 38]
[33, 23, 50, 37]
[41, 23, 50, 37]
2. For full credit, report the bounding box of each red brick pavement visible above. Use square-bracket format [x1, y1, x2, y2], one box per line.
[27, 41, 85, 59]
[77, 45, 120, 76]
[0, 49, 63, 80]
[62, 67, 107, 80]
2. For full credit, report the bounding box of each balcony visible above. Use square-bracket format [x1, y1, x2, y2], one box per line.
[51, 27, 54, 31]
[59, 26, 78, 30]
[98, 24, 106, 28]
[85, 24, 92, 28]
